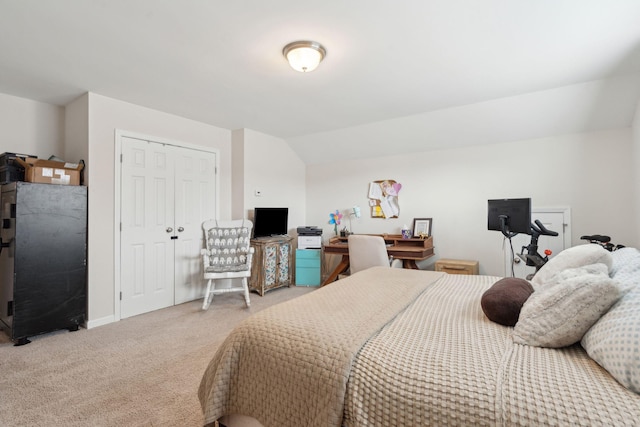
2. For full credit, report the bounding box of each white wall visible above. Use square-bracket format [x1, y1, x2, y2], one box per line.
[231, 129, 246, 219]
[234, 129, 307, 236]
[64, 94, 89, 181]
[306, 129, 635, 276]
[0, 92, 64, 157]
[82, 93, 233, 326]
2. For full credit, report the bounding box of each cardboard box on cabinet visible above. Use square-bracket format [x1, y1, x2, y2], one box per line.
[15, 157, 84, 186]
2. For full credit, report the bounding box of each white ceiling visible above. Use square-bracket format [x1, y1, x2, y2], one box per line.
[2, 0, 640, 163]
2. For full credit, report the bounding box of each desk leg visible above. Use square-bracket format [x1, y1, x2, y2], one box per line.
[403, 259, 420, 269]
[322, 255, 350, 286]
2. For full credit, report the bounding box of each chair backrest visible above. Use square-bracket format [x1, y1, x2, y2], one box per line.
[202, 219, 253, 273]
[348, 234, 390, 275]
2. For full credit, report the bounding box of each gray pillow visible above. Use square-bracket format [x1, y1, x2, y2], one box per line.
[581, 248, 640, 393]
[205, 226, 252, 272]
[514, 263, 620, 348]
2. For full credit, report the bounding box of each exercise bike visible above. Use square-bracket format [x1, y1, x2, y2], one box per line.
[517, 220, 559, 275]
[498, 216, 558, 279]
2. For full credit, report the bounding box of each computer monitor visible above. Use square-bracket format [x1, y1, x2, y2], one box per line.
[487, 198, 531, 236]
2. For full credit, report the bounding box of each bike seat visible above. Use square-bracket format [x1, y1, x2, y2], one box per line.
[580, 234, 610, 243]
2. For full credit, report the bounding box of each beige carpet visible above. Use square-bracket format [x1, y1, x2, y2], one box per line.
[0, 286, 315, 427]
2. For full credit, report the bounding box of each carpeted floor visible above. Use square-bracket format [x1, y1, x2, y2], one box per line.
[0, 286, 315, 427]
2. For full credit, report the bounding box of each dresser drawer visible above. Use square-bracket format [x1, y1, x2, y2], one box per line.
[296, 267, 321, 286]
[296, 249, 321, 260]
[296, 249, 320, 267]
[435, 259, 479, 275]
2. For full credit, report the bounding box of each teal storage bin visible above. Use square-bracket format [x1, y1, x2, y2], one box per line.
[296, 249, 321, 286]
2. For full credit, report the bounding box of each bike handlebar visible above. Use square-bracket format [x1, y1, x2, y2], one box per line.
[531, 219, 559, 237]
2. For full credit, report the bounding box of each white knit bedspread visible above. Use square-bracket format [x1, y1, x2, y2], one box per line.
[344, 272, 640, 426]
[199, 268, 640, 427]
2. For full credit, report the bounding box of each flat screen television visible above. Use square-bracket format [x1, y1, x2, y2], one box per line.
[487, 198, 532, 236]
[252, 207, 289, 238]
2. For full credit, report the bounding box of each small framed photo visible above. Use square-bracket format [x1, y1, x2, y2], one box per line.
[412, 218, 432, 238]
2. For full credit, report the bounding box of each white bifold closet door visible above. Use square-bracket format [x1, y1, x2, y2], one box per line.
[120, 136, 216, 319]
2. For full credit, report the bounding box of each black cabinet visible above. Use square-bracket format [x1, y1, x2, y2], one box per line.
[0, 182, 87, 345]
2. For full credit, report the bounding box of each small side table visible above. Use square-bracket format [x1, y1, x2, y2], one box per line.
[435, 259, 479, 275]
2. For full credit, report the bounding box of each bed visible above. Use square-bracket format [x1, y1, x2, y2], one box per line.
[198, 246, 640, 426]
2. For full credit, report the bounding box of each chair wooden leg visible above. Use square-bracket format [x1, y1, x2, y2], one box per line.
[242, 277, 251, 308]
[202, 279, 214, 310]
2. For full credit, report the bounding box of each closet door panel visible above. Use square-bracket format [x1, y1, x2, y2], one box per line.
[172, 146, 217, 304]
[120, 137, 175, 318]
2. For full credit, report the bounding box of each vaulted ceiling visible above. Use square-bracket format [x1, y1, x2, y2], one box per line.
[2, 1, 640, 163]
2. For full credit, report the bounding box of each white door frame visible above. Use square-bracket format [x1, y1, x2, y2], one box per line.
[114, 129, 220, 322]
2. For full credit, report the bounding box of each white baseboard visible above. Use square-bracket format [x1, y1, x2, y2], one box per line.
[86, 315, 116, 329]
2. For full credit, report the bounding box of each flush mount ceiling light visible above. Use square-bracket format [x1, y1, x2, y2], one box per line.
[283, 40, 326, 72]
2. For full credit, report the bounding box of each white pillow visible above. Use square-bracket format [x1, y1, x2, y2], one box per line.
[582, 253, 640, 393]
[609, 247, 640, 294]
[514, 263, 620, 348]
[532, 244, 613, 289]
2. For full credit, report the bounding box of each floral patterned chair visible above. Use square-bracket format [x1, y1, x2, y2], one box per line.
[200, 219, 254, 310]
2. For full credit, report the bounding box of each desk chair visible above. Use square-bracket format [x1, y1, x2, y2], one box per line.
[348, 234, 392, 275]
[201, 219, 254, 310]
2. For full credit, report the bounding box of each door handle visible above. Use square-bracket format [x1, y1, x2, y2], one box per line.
[513, 257, 521, 263]
[166, 227, 173, 233]
[177, 227, 184, 232]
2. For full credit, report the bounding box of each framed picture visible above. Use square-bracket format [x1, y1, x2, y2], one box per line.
[412, 218, 432, 238]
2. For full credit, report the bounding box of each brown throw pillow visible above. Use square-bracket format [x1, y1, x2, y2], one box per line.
[481, 278, 534, 326]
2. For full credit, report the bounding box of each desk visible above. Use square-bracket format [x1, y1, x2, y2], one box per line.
[322, 234, 434, 286]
